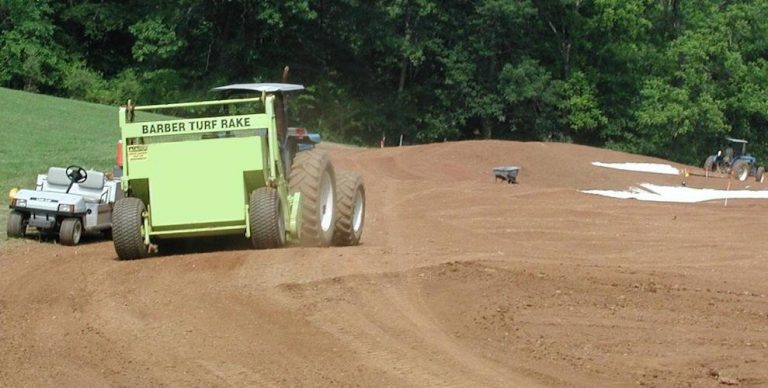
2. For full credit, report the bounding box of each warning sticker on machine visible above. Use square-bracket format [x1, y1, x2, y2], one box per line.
[127, 145, 148, 161]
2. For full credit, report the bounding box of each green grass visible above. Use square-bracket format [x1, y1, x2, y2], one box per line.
[1, 87, 122, 240]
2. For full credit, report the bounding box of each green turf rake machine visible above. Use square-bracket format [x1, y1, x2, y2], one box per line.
[112, 83, 365, 260]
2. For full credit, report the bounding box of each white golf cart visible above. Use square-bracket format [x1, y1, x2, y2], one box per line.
[7, 165, 121, 245]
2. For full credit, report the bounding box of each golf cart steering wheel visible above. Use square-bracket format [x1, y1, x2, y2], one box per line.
[65, 165, 88, 184]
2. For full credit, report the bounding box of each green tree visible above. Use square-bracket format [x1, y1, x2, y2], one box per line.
[632, 1, 768, 163]
[0, 0, 70, 92]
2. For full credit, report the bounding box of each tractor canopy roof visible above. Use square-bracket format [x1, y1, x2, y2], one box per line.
[726, 137, 748, 144]
[211, 83, 304, 93]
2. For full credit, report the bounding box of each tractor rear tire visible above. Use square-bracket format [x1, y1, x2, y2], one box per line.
[7, 210, 28, 238]
[704, 156, 717, 173]
[249, 187, 286, 249]
[289, 149, 337, 247]
[732, 160, 750, 181]
[59, 218, 82, 246]
[332, 171, 365, 246]
[113, 197, 149, 260]
[756, 167, 765, 183]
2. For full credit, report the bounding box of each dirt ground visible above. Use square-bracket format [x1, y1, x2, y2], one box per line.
[2, 140, 767, 387]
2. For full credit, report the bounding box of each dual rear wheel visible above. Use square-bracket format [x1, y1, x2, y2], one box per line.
[289, 149, 338, 246]
[332, 171, 365, 246]
[288, 149, 366, 247]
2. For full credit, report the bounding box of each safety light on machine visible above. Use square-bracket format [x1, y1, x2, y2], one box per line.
[8, 187, 18, 201]
[58, 204, 75, 213]
[116, 139, 123, 167]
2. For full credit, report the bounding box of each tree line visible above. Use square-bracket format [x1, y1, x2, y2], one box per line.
[2, 0, 767, 164]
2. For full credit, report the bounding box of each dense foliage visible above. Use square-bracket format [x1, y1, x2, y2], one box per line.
[2, 0, 767, 163]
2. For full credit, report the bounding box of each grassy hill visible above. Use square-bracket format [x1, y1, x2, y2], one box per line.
[1, 87, 122, 239]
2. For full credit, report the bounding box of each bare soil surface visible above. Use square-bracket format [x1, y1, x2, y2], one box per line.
[2, 140, 767, 387]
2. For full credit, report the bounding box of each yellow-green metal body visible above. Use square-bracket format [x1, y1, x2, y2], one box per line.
[117, 96, 300, 240]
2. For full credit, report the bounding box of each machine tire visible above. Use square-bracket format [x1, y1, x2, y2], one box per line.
[59, 218, 83, 246]
[249, 187, 286, 249]
[732, 160, 750, 181]
[756, 167, 765, 183]
[7, 210, 28, 238]
[332, 171, 365, 246]
[289, 149, 336, 246]
[112, 197, 149, 260]
[704, 155, 717, 173]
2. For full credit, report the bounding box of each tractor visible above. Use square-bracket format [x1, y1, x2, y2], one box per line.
[112, 82, 365, 260]
[703, 137, 765, 182]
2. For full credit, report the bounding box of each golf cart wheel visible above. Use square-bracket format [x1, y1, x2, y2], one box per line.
[249, 187, 286, 249]
[732, 160, 750, 181]
[332, 171, 366, 246]
[756, 167, 765, 183]
[113, 197, 149, 260]
[289, 149, 337, 247]
[704, 156, 717, 173]
[7, 210, 28, 238]
[59, 218, 83, 246]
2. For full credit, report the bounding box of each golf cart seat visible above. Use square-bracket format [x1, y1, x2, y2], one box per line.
[69, 171, 106, 203]
[44, 167, 71, 193]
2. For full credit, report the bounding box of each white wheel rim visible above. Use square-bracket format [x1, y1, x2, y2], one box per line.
[352, 190, 364, 233]
[320, 171, 334, 232]
[739, 169, 748, 181]
[73, 220, 82, 244]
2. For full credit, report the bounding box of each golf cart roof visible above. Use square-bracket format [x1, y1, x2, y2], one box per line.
[726, 137, 748, 144]
[211, 83, 305, 93]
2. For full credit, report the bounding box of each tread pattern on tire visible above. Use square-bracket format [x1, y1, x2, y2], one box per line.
[59, 218, 82, 246]
[250, 187, 285, 249]
[288, 149, 336, 247]
[113, 197, 148, 260]
[332, 171, 365, 246]
[7, 210, 28, 238]
[756, 167, 765, 183]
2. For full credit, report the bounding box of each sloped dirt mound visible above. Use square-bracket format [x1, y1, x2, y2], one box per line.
[415, 261, 767, 387]
[2, 140, 767, 387]
[330, 140, 752, 192]
[279, 259, 767, 387]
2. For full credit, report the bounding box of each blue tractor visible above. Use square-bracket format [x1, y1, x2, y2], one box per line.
[704, 137, 765, 182]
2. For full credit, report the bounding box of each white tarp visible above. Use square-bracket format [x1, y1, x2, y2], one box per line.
[582, 183, 768, 203]
[592, 162, 680, 175]
[585, 160, 768, 202]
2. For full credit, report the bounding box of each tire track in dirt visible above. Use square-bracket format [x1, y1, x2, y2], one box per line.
[3, 140, 768, 386]
[277, 160, 545, 386]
